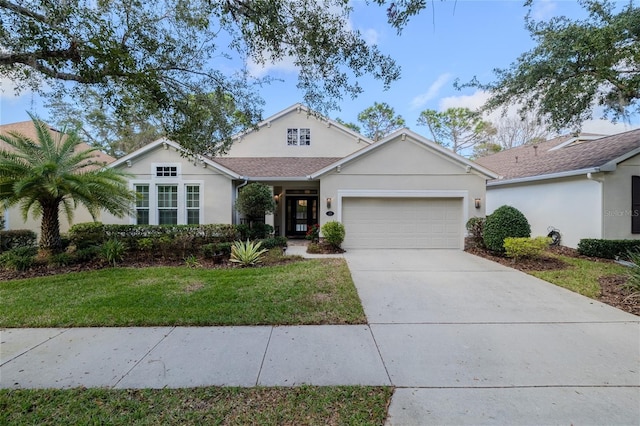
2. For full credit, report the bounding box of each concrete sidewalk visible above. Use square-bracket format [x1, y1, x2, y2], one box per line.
[1, 248, 639, 425]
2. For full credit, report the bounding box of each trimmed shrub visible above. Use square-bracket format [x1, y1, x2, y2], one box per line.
[69, 223, 239, 253]
[0, 229, 37, 252]
[483, 205, 531, 253]
[74, 246, 101, 263]
[465, 217, 485, 248]
[259, 236, 288, 249]
[322, 221, 346, 249]
[69, 222, 106, 249]
[504, 237, 551, 260]
[0, 246, 38, 271]
[201, 242, 233, 258]
[577, 239, 640, 260]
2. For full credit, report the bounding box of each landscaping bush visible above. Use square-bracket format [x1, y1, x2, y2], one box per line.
[465, 217, 485, 248]
[577, 239, 640, 260]
[624, 251, 640, 295]
[306, 224, 320, 243]
[100, 239, 127, 267]
[49, 252, 74, 267]
[70, 223, 239, 253]
[504, 237, 551, 260]
[69, 222, 106, 249]
[483, 205, 531, 253]
[0, 229, 37, 252]
[0, 246, 38, 271]
[230, 240, 268, 266]
[260, 236, 288, 249]
[74, 246, 101, 263]
[322, 221, 346, 249]
[201, 242, 233, 258]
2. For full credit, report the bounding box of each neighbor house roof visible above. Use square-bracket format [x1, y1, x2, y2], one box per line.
[0, 120, 115, 167]
[474, 129, 640, 185]
[213, 157, 342, 179]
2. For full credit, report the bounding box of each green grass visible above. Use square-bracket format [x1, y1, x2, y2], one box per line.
[529, 255, 629, 298]
[0, 258, 366, 327]
[0, 386, 393, 425]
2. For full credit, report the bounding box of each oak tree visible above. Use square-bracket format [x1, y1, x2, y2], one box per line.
[0, 0, 401, 155]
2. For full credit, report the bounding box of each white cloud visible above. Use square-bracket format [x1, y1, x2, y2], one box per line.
[246, 55, 298, 78]
[0, 77, 24, 99]
[362, 28, 379, 45]
[581, 119, 639, 135]
[439, 90, 491, 112]
[530, 0, 558, 21]
[410, 73, 452, 109]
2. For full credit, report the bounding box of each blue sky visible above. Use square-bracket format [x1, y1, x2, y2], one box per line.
[1, 0, 637, 135]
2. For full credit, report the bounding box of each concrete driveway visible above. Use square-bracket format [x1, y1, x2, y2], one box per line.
[345, 249, 640, 425]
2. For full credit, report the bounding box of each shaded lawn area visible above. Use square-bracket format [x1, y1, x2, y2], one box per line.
[0, 258, 366, 327]
[528, 255, 629, 299]
[0, 386, 393, 426]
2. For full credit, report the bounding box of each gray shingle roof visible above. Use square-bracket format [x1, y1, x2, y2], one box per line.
[474, 130, 640, 181]
[212, 157, 342, 177]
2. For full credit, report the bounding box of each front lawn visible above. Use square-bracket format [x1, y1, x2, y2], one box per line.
[0, 386, 393, 425]
[0, 258, 366, 327]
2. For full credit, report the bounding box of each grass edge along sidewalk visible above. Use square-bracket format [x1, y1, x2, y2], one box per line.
[0, 258, 366, 328]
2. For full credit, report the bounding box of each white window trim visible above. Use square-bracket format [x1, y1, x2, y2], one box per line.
[287, 128, 311, 146]
[151, 162, 182, 177]
[130, 179, 204, 225]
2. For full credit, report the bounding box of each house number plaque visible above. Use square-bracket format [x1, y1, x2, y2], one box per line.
[326, 211, 335, 216]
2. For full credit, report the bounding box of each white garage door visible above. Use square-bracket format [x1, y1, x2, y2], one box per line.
[341, 197, 463, 249]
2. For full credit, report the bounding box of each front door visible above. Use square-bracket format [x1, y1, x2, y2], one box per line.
[286, 196, 318, 237]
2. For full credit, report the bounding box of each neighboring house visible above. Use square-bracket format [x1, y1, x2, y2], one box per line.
[0, 120, 115, 234]
[104, 104, 497, 249]
[475, 130, 640, 248]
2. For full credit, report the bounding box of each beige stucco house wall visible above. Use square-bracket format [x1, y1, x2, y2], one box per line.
[102, 139, 237, 226]
[225, 105, 369, 158]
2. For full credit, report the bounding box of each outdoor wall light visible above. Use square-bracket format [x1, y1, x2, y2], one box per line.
[474, 198, 481, 209]
[326, 197, 332, 209]
[274, 194, 280, 205]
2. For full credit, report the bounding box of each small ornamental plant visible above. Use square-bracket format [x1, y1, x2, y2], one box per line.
[322, 221, 345, 249]
[306, 224, 320, 243]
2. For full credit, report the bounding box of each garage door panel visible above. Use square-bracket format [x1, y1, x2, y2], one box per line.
[341, 197, 462, 249]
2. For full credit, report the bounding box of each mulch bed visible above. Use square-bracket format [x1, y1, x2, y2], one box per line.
[465, 241, 639, 317]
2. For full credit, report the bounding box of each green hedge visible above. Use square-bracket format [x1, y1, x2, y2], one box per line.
[0, 230, 37, 252]
[577, 239, 640, 259]
[69, 223, 239, 249]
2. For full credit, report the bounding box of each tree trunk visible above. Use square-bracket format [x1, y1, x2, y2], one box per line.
[40, 200, 62, 254]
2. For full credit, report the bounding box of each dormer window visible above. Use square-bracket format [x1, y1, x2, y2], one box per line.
[287, 128, 311, 146]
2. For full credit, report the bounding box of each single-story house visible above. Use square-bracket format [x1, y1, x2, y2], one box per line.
[102, 104, 497, 249]
[0, 120, 115, 234]
[475, 129, 640, 248]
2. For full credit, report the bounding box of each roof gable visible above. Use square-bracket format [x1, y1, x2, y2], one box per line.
[222, 104, 371, 158]
[475, 129, 640, 182]
[109, 138, 241, 179]
[311, 128, 498, 179]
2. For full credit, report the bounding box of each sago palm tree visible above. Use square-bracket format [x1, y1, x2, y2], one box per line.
[0, 115, 135, 254]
